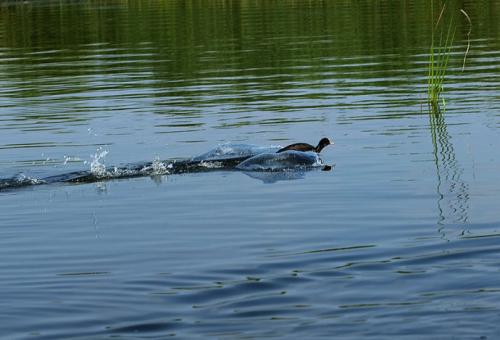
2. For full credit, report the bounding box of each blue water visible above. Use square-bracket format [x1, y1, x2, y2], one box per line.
[1, 1, 500, 339]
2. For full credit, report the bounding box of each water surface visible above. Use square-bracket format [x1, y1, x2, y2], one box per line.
[1, 1, 500, 339]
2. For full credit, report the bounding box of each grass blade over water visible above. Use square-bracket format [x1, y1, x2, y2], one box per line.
[427, 3, 456, 113]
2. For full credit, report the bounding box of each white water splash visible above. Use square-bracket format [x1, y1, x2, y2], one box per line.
[17, 173, 44, 185]
[63, 155, 82, 165]
[0, 173, 45, 190]
[199, 160, 223, 168]
[150, 156, 170, 175]
[137, 156, 171, 175]
[89, 148, 109, 177]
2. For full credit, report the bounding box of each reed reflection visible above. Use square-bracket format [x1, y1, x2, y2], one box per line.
[429, 111, 469, 234]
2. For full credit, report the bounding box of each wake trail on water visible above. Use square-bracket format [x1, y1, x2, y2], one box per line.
[0, 144, 330, 191]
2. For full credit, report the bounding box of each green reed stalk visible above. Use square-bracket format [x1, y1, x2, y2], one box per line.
[428, 3, 456, 113]
[460, 9, 472, 71]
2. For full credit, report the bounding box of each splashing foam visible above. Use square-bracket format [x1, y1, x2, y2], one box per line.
[0, 173, 45, 190]
[86, 150, 172, 180]
[17, 173, 44, 185]
[200, 160, 223, 168]
[90, 148, 109, 177]
[150, 156, 170, 175]
[137, 156, 171, 175]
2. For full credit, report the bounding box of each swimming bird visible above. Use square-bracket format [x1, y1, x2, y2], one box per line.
[276, 137, 332, 153]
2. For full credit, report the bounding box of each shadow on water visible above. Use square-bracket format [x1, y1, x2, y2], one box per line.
[428, 109, 469, 237]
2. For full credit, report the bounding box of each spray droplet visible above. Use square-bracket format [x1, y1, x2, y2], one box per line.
[151, 156, 169, 175]
[90, 147, 109, 177]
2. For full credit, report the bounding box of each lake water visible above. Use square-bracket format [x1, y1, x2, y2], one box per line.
[1, 1, 500, 338]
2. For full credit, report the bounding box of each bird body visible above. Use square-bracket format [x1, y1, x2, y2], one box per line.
[277, 137, 331, 153]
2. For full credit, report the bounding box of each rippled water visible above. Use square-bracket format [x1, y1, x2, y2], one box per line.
[1, 1, 500, 339]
